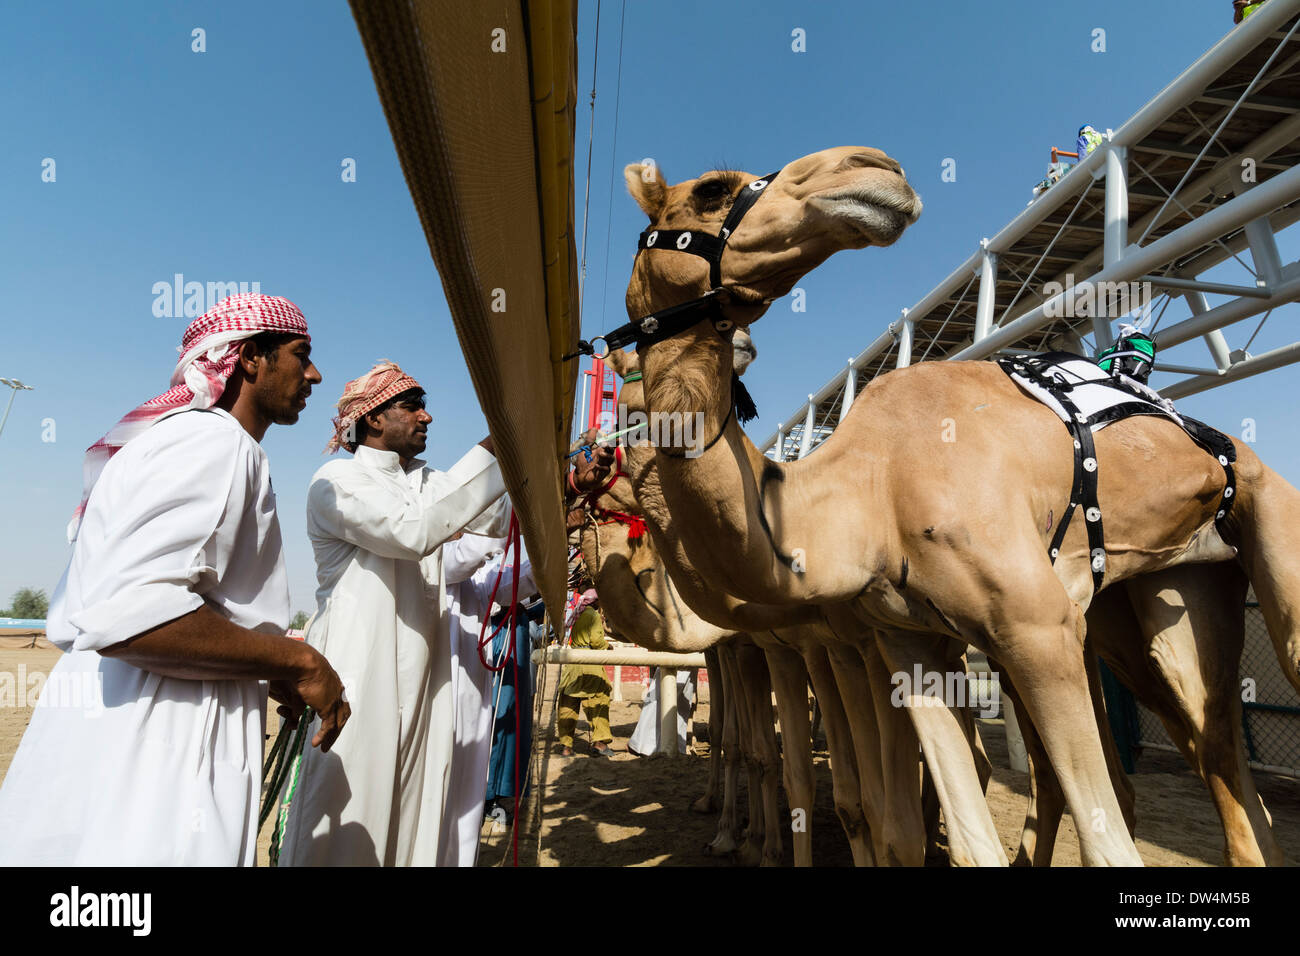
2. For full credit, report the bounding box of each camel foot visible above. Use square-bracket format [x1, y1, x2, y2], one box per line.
[705, 832, 738, 856]
[690, 794, 718, 814]
[734, 839, 764, 868]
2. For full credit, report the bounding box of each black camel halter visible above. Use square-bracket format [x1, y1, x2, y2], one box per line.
[564, 170, 781, 360]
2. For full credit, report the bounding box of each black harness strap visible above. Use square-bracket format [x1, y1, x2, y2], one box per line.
[1005, 358, 1108, 591]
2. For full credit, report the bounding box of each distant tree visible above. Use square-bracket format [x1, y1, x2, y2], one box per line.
[7, 587, 49, 619]
[289, 610, 309, 631]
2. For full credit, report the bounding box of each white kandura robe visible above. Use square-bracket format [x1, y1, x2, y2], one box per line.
[276, 443, 508, 866]
[0, 407, 290, 866]
[437, 535, 536, 866]
[628, 669, 697, 757]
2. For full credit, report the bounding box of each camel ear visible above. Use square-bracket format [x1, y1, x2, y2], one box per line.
[603, 347, 640, 378]
[732, 328, 758, 377]
[624, 162, 668, 220]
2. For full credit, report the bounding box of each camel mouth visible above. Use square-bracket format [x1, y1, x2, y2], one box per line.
[810, 184, 922, 244]
[732, 334, 757, 374]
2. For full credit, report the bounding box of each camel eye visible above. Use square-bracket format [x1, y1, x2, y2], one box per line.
[694, 179, 730, 202]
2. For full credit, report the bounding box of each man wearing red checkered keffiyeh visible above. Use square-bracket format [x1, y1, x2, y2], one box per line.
[69, 292, 316, 542]
[277, 360, 512, 866]
[0, 293, 352, 866]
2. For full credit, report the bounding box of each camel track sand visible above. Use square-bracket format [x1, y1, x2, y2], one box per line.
[4, 649, 1298, 866]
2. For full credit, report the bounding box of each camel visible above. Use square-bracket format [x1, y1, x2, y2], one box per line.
[579, 337, 1284, 867]
[599, 145, 1300, 866]
[577, 362, 1282, 868]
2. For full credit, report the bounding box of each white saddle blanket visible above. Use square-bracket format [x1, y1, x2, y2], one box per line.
[1003, 355, 1182, 433]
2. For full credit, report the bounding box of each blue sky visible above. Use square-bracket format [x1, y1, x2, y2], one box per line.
[1, 0, 1296, 615]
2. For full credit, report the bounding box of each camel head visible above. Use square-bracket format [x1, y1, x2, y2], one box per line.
[623, 146, 920, 322]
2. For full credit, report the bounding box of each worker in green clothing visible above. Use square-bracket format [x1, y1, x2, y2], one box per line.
[1235, 0, 1267, 24]
[558, 593, 615, 757]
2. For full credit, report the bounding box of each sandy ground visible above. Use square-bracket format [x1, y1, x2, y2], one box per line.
[4, 648, 1299, 866]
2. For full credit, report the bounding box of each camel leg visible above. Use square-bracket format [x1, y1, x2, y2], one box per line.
[763, 643, 815, 867]
[704, 642, 741, 857]
[733, 640, 783, 866]
[801, 643, 875, 865]
[824, 641, 892, 864]
[920, 764, 948, 865]
[862, 634, 927, 866]
[986, 597, 1143, 866]
[999, 672, 1065, 867]
[1085, 641, 1138, 838]
[691, 646, 723, 814]
[953, 663, 993, 792]
[1116, 563, 1282, 866]
[876, 630, 1007, 866]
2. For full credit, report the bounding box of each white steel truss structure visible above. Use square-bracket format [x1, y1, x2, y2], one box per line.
[762, 2, 1300, 461]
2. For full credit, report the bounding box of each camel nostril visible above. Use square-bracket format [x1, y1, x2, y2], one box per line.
[843, 152, 899, 174]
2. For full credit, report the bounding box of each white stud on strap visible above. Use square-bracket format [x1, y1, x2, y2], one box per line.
[1086, 507, 1101, 522]
[646, 230, 659, 247]
[676, 232, 693, 249]
[640, 317, 659, 334]
[1224, 486, 1233, 498]
[1083, 457, 1097, 472]
[1091, 549, 1106, 572]
[749, 179, 768, 191]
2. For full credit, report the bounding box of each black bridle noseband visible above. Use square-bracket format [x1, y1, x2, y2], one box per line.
[564, 170, 781, 361]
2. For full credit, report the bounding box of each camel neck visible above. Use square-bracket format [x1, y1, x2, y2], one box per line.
[635, 322, 886, 608]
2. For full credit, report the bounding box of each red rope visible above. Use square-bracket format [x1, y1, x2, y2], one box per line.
[475, 511, 524, 866]
[595, 510, 646, 540]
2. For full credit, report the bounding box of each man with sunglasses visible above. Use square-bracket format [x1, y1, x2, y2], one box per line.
[275, 361, 510, 866]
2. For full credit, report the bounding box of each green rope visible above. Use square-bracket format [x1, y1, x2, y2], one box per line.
[259, 706, 315, 866]
[261, 718, 290, 784]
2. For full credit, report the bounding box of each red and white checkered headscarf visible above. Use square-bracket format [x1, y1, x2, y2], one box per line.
[327, 360, 423, 454]
[68, 293, 309, 542]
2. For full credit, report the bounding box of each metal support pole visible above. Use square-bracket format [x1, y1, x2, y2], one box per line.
[1098, 144, 1128, 351]
[0, 389, 18, 441]
[895, 309, 913, 369]
[575, 371, 590, 442]
[1233, 178, 1285, 290]
[974, 243, 997, 341]
[1183, 291, 1233, 371]
[774, 427, 785, 461]
[798, 395, 816, 458]
[840, 361, 856, 425]
[657, 667, 678, 756]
